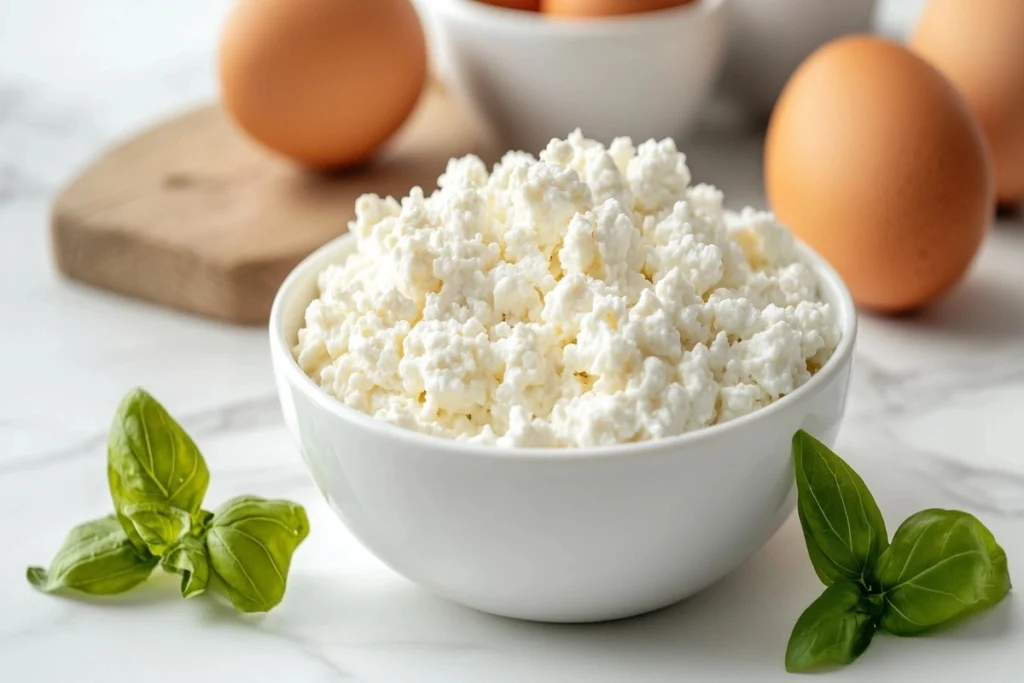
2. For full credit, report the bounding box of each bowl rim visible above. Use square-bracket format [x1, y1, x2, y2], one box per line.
[270, 225, 857, 462]
[429, 0, 726, 35]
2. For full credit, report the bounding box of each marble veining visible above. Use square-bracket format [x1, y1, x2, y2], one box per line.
[2, 1, 1022, 681]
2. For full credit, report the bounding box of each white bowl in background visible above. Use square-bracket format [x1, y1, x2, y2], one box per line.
[410, 0, 454, 85]
[270, 232, 856, 623]
[719, 0, 878, 119]
[424, 0, 729, 153]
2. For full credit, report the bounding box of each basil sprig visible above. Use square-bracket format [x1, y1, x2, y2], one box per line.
[787, 431, 1012, 673]
[28, 388, 309, 613]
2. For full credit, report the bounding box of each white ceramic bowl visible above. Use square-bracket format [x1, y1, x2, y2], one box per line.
[719, 0, 877, 119]
[424, 0, 729, 153]
[270, 233, 856, 623]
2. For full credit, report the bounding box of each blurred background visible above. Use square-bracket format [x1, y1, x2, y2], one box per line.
[0, 1, 927, 131]
[0, 0, 951, 322]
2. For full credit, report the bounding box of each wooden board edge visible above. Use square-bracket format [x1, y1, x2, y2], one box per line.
[50, 210, 281, 326]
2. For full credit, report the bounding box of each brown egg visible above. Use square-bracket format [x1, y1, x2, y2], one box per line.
[911, 0, 1024, 203]
[542, 0, 696, 18]
[476, 0, 541, 10]
[765, 36, 994, 314]
[219, 0, 427, 169]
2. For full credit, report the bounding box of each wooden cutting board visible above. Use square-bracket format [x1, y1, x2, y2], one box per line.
[51, 83, 496, 325]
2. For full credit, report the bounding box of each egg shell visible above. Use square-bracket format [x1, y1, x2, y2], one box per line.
[541, 0, 696, 18]
[476, 0, 541, 10]
[912, 0, 1024, 203]
[765, 36, 994, 314]
[218, 0, 427, 169]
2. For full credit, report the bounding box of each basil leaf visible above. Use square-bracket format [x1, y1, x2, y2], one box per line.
[192, 509, 215, 536]
[981, 525, 1012, 606]
[107, 388, 210, 549]
[206, 496, 310, 613]
[785, 582, 878, 673]
[27, 516, 158, 596]
[877, 509, 1012, 636]
[793, 430, 888, 587]
[161, 535, 210, 599]
[797, 502, 849, 587]
[122, 504, 191, 556]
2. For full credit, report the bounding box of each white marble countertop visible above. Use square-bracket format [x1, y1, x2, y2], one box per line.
[2, 1, 1022, 681]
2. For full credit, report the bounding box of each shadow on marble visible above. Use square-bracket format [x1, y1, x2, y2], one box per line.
[995, 204, 1023, 222]
[192, 504, 1018, 668]
[194, 523, 821, 674]
[925, 599, 1018, 641]
[896, 270, 1024, 342]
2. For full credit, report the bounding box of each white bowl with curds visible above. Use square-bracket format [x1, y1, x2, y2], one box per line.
[419, 0, 730, 153]
[269, 232, 857, 623]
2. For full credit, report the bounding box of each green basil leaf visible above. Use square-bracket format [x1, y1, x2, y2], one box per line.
[797, 502, 848, 587]
[161, 535, 210, 599]
[877, 509, 1012, 636]
[192, 509, 215, 537]
[107, 388, 210, 549]
[981, 525, 1012, 606]
[206, 496, 310, 613]
[793, 430, 889, 588]
[122, 503, 191, 556]
[785, 582, 878, 673]
[27, 515, 158, 596]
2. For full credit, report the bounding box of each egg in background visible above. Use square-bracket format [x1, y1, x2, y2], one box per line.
[911, 0, 1024, 203]
[219, 0, 427, 169]
[765, 36, 993, 314]
[541, 0, 696, 18]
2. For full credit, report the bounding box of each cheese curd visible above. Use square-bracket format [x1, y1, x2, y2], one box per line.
[294, 131, 840, 448]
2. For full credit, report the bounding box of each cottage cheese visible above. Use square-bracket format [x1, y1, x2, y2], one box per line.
[294, 131, 840, 448]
